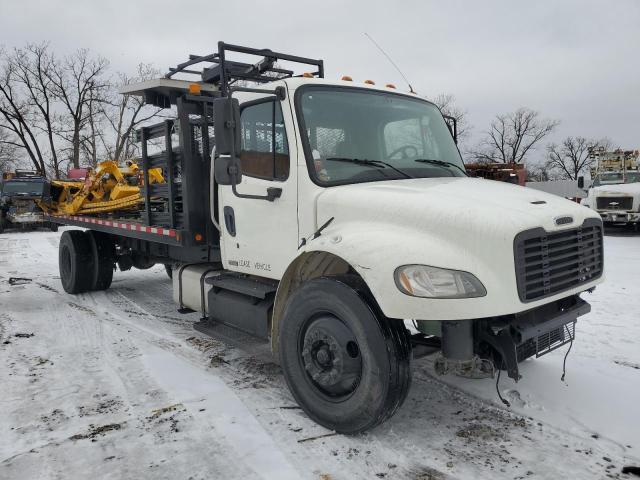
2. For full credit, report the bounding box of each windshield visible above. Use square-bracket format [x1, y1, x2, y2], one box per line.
[1, 181, 44, 196]
[296, 87, 465, 186]
[592, 172, 640, 187]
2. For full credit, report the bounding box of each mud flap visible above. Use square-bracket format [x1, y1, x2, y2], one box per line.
[479, 328, 520, 381]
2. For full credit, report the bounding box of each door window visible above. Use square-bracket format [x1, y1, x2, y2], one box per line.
[240, 101, 289, 181]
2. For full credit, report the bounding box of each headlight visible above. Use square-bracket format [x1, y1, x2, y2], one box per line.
[394, 265, 486, 298]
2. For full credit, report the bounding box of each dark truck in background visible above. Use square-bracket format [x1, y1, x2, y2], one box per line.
[0, 170, 57, 234]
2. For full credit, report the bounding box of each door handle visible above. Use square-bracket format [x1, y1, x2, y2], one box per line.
[223, 206, 236, 237]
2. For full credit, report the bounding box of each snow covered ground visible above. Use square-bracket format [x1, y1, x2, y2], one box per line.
[0, 228, 638, 479]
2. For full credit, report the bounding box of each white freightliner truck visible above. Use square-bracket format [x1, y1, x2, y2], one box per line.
[44, 43, 604, 433]
[581, 148, 640, 227]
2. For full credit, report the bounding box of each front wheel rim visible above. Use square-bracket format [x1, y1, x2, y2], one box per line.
[299, 314, 362, 400]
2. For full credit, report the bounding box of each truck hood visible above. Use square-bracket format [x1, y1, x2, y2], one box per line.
[311, 177, 603, 321]
[316, 177, 597, 235]
[589, 183, 640, 195]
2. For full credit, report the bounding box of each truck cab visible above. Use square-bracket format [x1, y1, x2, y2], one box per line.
[581, 149, 640, 226]
[48, 43, 605, 434]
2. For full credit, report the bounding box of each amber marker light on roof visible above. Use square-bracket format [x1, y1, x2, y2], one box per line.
[188, 83, 201, 95]
[341, 75, 353, 81]
[302, 72, 314, 78]
[364, 79, 375, 85]
[385, 83, 396, 89]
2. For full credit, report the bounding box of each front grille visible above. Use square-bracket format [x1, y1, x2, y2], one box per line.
[516, 320, 575, 362]
[596, 196, 633, 210]
[514, 218, 603, 302]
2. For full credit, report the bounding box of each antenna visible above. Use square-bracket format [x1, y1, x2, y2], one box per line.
[364, 32, 415, 93]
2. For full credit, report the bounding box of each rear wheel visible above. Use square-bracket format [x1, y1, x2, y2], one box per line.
[86, 231, 115, 291]
[49, 223, 58, 232]
[279, 276, 412, 434]
[59, 230, 94, 294]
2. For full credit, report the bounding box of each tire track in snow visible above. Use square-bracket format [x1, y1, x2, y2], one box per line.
[3, 229, 637, 480]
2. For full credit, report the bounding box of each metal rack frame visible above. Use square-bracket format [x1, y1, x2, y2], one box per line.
[165, 41, 324, 96]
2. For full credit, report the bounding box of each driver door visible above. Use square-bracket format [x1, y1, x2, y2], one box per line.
[217, 96, 299, 280]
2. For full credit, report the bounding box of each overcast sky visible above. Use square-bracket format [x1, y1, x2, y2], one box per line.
[2, 0, 638, 163]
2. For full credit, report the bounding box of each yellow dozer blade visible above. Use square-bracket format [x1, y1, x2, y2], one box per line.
[39, 160, 165, 216]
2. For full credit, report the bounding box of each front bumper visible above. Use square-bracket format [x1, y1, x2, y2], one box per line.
[7, 212, 45, 224]
[479, 295, 590, 380]
[598, 210, 640, 223]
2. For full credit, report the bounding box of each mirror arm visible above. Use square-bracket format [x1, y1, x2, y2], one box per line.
[443, 115, 458, 144]
[228, 166, 282, 202]
[231, 182, 282, 202]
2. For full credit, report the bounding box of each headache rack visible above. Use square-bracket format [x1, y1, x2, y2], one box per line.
[165, 41, 324, 97]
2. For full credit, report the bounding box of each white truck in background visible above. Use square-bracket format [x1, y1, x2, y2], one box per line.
[581, 148, 640, 228]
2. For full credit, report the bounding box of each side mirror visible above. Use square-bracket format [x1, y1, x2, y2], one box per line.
[213, 97, 242, 185]
[214, 154, 243, 186]
[213, 97, 241, 156]
[577, 176, 584, 189]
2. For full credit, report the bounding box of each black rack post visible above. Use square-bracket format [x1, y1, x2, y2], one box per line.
[140, 126, 152, 225]
[164, 119, 176, 228]
[217, 42, 228, 97]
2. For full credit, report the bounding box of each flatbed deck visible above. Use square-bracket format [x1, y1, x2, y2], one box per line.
[46, 214, 183, 245]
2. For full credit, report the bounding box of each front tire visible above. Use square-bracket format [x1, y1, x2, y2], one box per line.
[59, 230, 94, 294]
[279, 276, 412, 434]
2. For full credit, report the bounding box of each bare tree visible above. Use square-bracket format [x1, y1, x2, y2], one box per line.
[100, 63, 163, 162]
[0, 43, 164, 176]
[429, 93, 471, 143]
[10, 44, 61, 174]
[0, 47, 47, 174]
[545, 137, 612, 180]
[0, 128, 18, 172]
[80, 88, 102, 167]
[49, 49, 109, 169]
[471, 108, 559, 164]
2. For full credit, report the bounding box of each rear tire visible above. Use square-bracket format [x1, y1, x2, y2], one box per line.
[49, 223, 58, 232]
[279, 276, 412, 434]
[59, 230, 94, 294]
[86, 231, 115, 291]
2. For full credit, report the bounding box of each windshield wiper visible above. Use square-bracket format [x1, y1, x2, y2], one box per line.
[326, 157, 413, 179]
[414, 158, 467, 176]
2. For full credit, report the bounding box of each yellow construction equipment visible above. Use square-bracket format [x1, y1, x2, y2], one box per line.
[39, 160, 165, 215]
